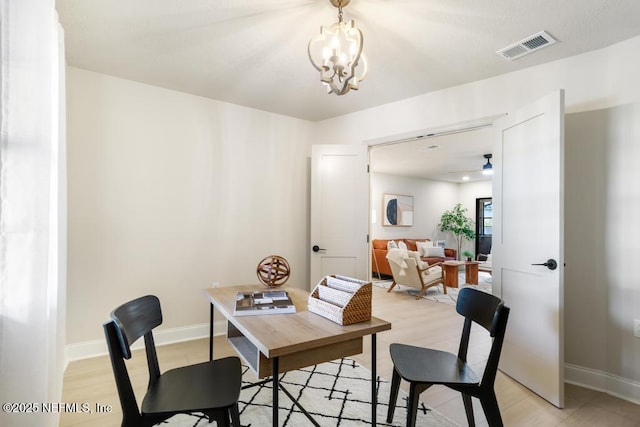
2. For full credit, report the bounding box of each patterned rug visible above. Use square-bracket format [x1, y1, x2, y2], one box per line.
[162, 358, 457, 426]
[373, 272, 492, 306]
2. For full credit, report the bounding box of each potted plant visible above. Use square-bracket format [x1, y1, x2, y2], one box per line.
[439, 203, 475, 261]
[463, 251, 474, 262]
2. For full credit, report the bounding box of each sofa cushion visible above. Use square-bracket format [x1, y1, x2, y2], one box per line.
[372, 239, 456, 274]
[404, 239, 430, 252]
[387, 240, 398, 250]
[415, 241, 434, 257]
[398, 241, 408, 250]
[373, 239, 389, 250]
[424, 246, 445, 258]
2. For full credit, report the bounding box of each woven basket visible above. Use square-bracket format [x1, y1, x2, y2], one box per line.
[308, 275, 372, 325]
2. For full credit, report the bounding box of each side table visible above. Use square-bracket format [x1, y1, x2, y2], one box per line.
[442, 261, 480, 288]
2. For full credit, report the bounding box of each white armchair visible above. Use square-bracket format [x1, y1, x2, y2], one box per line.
[477, 252, 492, 275]
[386, 249, 446, 299]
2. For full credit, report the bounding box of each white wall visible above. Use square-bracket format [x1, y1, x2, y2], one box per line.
[370, 173, 458, 242]
[564, 105, 640, 393]
[313, 36, 640, 146]
[66, 68, 313, 347]
[64, 33, 640, 401]
[314, 36, 640, 400]
[458, 180, 492, 214]
[370, 173, 491, 256]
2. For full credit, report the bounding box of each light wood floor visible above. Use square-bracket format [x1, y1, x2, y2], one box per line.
[61, 285, 640, 426]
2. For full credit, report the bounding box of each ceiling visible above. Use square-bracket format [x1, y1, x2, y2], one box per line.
[369, 126, 495, 183]
[56, 0, 640, 182]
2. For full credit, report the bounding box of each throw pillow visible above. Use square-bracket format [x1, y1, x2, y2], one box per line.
[415, 241, 434, 257]
[387, 240, 398, 250]
[425, 246, 445, 258]
[397, 241, 408, 250]
[407, 250, 428, 268]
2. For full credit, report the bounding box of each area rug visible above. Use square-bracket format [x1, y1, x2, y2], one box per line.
[374, 272, 492, 306]
[162, 358, 457, 426]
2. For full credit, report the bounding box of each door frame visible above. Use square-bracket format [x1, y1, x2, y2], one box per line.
[365, 115, 504, 281]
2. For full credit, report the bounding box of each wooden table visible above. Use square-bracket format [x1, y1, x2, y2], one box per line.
[204, 285, 391, 426]
[442, 261, 480, 288]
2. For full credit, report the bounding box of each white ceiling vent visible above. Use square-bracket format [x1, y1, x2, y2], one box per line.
[497, 31, 558, 61]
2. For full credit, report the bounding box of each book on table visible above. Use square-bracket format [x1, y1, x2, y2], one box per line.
[233, 290, 296, 316]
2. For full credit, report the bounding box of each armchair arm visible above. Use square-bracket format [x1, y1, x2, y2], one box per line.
[477, 253, 490, 261]
[444, 248, 457, 258]
[418, 261, 442, 272]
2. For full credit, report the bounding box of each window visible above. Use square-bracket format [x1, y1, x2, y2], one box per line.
[475, 198, 492, 256]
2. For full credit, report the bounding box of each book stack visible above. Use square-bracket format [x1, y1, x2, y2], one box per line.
[233, 290, 296, 316]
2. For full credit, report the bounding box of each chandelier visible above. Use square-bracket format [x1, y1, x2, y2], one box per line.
[308, 0, 368, 95]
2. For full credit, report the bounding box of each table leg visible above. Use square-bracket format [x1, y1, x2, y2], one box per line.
[466, 263, 479, 285]
[273, 356, 279, 426]
[443, 264, 459, 288]
[209, 303, 214, 361]
[372, 333, 377, 427]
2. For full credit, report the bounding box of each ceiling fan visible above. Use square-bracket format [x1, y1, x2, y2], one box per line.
[447, 154, 493, 178]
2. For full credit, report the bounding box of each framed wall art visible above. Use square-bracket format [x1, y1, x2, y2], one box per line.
[382, 194, 414, 226]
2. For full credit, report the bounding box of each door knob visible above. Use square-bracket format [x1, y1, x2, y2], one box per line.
[531, 259, 558, 270]
[312, 245, 326, 252]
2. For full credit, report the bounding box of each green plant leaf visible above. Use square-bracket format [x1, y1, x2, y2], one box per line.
[439, 203, 475, 241]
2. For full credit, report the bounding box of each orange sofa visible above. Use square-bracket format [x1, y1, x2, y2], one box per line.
[371, 238, 457, 277]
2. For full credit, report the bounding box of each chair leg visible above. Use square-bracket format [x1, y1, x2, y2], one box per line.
[217, 411, 231, 427]
[229, 402, 241, 427]
[386, 367, 401, 423]
[462, 393, 475, 427]
[387, 281, 397, 293]
[406, 383, 421, 427]
[479, 391, 503, 427]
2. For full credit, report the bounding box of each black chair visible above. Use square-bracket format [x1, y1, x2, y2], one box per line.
[104, 295, 242, 427]
[386, 287, 510, 427]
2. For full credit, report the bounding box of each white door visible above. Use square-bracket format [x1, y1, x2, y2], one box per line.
[493, 90, 565, 407]
[310, 144, 369, 287]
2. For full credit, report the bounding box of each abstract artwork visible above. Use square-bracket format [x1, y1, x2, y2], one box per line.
[383, 194, 414, 226]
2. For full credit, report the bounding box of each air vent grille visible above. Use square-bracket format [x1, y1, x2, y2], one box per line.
[497, 31, 557, 61]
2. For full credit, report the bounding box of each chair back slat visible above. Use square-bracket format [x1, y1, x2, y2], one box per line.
[110, 295, 162, 359]
[455, 287, 511, 389]
[103, 320, 143, 425]
[481, 305, 510, 387]
[456, 287, 503, 336]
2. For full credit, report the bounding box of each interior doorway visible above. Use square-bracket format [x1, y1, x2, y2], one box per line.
[475, 198, 492, 257]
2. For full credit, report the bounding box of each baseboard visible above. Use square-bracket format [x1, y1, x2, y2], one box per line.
[64, 320, 227, 367]
[565, 363, 640, 405]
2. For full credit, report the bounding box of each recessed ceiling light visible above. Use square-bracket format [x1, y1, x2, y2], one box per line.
[418, 144, 439, 151]
[462, 176, 470, 181]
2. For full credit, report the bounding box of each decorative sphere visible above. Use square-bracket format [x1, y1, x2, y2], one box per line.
[256, 255, 291, 287]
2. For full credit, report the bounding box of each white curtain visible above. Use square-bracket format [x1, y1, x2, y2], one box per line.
[0, 1, 67, 426]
